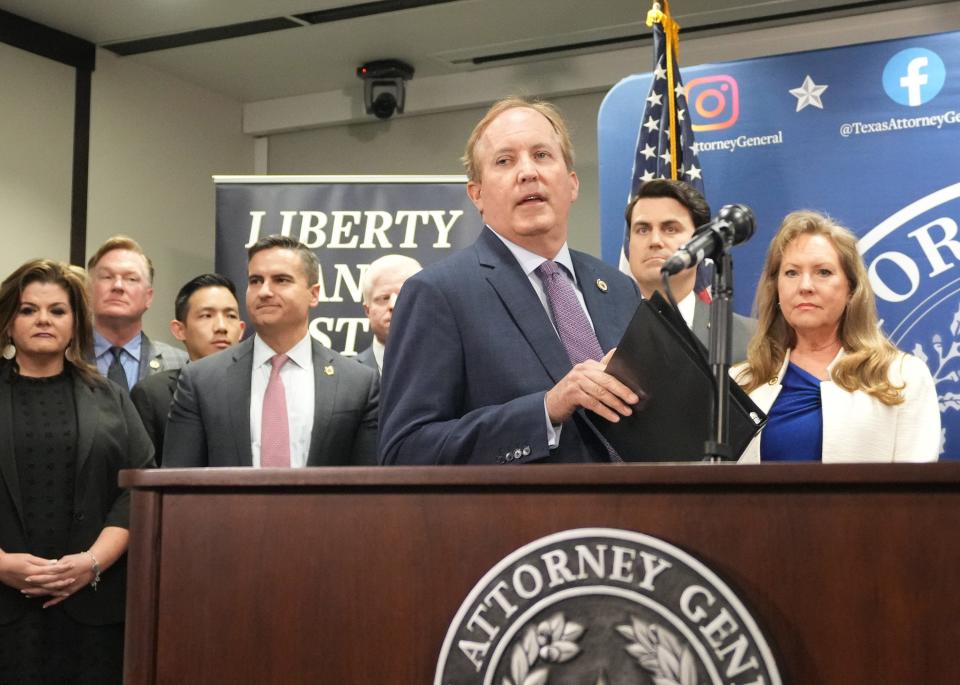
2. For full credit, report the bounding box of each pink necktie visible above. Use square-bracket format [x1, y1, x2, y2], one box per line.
[261, 354, 290, 467]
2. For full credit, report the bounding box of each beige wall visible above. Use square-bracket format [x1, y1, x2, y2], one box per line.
[266, 91, 606, 255]
[88, 49, 253, 342]
[0, 42, 75, 273]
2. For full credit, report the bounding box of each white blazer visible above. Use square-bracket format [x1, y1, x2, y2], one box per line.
[733, 349, 940, 463]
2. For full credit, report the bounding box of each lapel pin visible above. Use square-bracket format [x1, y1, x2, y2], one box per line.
[324, 365, 335, 376]
[596, 279, 608, 292]
[149, 359, 161, 370]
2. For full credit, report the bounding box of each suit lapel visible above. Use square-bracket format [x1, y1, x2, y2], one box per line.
[73, 372, 98, 510]
[307, 340, 337, 466]
[477, 230, 572, 384]
[227, 339, 255, 466]
[138, 332, 154, 381]
[572, 252, 620, 352]
[0, 368, 25, 533]
[691, 297, 709, 348]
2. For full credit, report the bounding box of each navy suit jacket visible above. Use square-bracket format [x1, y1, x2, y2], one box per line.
[163, 336, 379, 467]
[378, 228, 639, 465]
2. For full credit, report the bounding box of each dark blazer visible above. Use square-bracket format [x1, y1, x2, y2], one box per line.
[690, 297, 756, 365]
[378, 228, 639, 465]
[355, 345, 379, 374]
[0, 363, 155, 625]
[130, 368, 181, 463]
[137, 333, 187, 383]
[163, 337, 379, 467]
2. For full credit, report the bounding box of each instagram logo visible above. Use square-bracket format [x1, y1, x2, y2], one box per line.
[687, 75, 740, 131]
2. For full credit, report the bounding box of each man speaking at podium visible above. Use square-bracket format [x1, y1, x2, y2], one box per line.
[379, 97, 640, 465]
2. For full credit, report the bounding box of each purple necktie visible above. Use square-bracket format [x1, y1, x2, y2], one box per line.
[536, 260, 622, 462]
[535, 260, 603, 365]
[261, 354, 291, 467]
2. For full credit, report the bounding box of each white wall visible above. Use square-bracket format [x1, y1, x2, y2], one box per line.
[266, 92, 606, 254]
[263, 2, 960, 256]
[88, 49, 253, 341]
[0, 41, 74, 274]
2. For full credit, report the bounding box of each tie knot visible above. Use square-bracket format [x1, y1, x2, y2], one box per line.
[536, 260, 561, 279]
[109, 346, 124, 362]
[270, 354, 289, 372]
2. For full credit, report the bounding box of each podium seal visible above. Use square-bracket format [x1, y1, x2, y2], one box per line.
[435, 528, 781, 685]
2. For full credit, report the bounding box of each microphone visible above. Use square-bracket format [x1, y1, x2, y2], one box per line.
[660, 204, 756, 276]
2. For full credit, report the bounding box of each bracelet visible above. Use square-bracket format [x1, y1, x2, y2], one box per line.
[85, 551, 101, 591]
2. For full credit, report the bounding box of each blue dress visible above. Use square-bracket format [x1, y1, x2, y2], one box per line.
[760, 362, 823, 462]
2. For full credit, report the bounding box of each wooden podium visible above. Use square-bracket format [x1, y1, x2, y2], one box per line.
[121, 464, 960, 683]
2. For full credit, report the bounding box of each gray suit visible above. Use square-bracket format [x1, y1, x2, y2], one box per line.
[163, 336, 379, 467]
[355, 345, 379, 374]
[690, 298, 756, 364]
[138, 333, 188, 382]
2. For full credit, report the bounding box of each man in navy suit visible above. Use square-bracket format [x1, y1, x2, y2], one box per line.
[378, 97, 641, 465]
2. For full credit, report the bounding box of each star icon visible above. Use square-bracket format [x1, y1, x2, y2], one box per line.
[659, 150, 672, 167]
[641, 144, 656, 160]
[789, 75, 828, 111]
[653, 62, 667, 81]
[646, 91, 663, 107]
[685, 164, 702, 181]
[643, 116, 660, 133]
[639, 170, 656, 182]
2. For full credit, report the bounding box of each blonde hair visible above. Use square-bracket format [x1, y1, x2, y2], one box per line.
[462, 96, 575, 182]
[87, 235, 154, 284]
[738, 210, 904, 405]
[0, 258, 103, 387]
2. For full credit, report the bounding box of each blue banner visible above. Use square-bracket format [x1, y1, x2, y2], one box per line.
[600, 30, 960, 458]
[215, 176, 482, 356]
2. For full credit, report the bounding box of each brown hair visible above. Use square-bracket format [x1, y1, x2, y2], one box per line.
[87, 235, 154, 284]
[462, 96, 575, 182]
[246, 235, 320, 286]
[737, 210, 904, 405]
[625, 178, 711, 229]
[0, 258, 103, 387]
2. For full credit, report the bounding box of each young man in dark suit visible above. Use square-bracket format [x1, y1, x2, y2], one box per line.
[625, 179, 755, 362]
[163, 235, 379, 468]
[130, 274, 245, 461]
[379, 97, 641, 466]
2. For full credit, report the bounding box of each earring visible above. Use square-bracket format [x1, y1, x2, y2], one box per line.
[2, 344, 15, 360]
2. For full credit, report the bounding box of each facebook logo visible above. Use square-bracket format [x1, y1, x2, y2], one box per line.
[882, 48, 946, 106]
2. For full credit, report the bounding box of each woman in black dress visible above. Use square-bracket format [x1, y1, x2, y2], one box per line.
[0, 259, 154, 683]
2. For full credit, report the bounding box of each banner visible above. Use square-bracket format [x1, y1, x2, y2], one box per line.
[214, 175, 481, 356]
[599, 30, 960, 457]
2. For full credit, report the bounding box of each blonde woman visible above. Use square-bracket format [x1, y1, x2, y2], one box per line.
[734, 211, 939, 462]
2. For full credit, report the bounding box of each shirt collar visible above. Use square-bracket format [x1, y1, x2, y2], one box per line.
[253, 332, 313, 369]
[94, 330, 143, 361]
[488, 226, 578, 284]
[677, 290, 697, 330]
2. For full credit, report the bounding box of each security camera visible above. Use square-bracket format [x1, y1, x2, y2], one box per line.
[357, 59, 415, 120]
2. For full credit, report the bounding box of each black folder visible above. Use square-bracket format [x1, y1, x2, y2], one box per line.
[591, 293, 766, 462]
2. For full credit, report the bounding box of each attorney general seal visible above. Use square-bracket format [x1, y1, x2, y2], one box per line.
[435, 528, 781, 685]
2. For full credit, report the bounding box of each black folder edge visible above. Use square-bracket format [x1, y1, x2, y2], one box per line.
[589, 292, 767, 462]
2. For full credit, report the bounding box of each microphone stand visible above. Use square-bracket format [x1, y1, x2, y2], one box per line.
[704, 242, 735, 462]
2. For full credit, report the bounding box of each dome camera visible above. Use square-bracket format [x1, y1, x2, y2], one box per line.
[357, 59, 414, 120]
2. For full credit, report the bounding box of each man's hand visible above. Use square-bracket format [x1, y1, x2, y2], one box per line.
[545, 349, 640, 425]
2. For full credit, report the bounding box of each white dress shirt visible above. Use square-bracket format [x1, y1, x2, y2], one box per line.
[371, 338, 386, 373]
[249, 333, 315, 468]
[491, 228, 596, 448]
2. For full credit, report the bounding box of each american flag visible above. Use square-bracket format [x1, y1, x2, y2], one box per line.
[621, 0, 712, 301]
